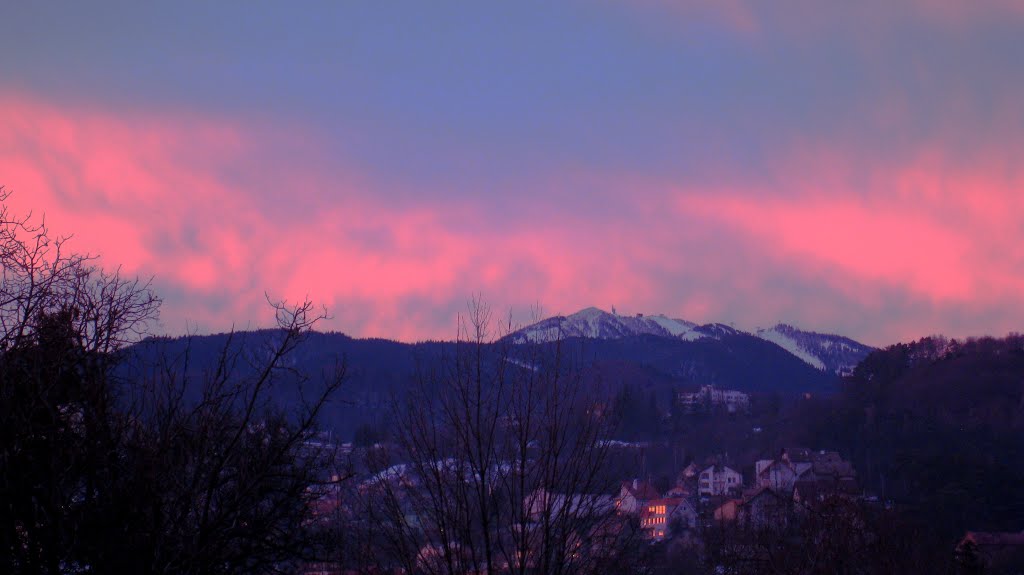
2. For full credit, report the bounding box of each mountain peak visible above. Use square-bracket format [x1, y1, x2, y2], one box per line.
[510, 307, 874, 374]
[511, 307, 703, 343]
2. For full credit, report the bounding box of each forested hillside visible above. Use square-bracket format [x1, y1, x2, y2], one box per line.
[791, 335, 1024, 538]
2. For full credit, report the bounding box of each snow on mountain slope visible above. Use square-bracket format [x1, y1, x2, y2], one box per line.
[510, 308, 875, 375]
[693, 323, 742, 339]
[755, 324, 874, 375]
[756, 326, 827, 370]
[646, 314, 699, 338]
[510, 307, 742, 344]
[510, 307, 704, 343]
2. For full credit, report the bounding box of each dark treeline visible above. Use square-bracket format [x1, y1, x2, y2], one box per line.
[792, 335, 1024, 537]
[601, 335, 1024, 574]
[124, 328, 842, 441]
[0, 190, 346, 575]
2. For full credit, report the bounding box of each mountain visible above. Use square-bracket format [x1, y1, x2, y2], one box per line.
[509, 307, 732, 343]
[510, 307, 873, 374]
[123, 331, 445, 438]
[125, 320, 846, 440]
[755, 324, 875, 375]
[568, 331, 839, 395]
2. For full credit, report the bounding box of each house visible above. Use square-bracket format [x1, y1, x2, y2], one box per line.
[663, 485, 690, 498]
[640, 497, 697, 541]
[792, 477, 859, 508]
[781, 447, 813, 465]
[678, 385, 750, 414]
[755, 448, 856, 495]
[673, 463, 700, 495]
[713, 498, 741, 522]
[791, 479, 823, 506]
[711, 486, 790, 530]
[678, 462, 701, 483]
[616, 479, 661, 514]
[754, 458, 808, 492]
[809, 450, 856, 481]
[698, 465, 743, 497]
[738, 487, 790, 531]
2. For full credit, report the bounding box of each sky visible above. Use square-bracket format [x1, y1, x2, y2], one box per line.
[1, 1, 1023, 346]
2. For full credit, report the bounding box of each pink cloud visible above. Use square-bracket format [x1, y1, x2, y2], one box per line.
[3, 92, 1023, 346]
[677, 193, 974, 301]
[0, 93, 661, 341]
[669, 142, 1024, 342]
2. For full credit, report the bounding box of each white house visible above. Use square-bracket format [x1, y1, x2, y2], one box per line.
[755, 459, 810, 492]
[678, 385, 750, 413]
[615, 479, 661, 514]
[755, 448, 857, 494]
[698, 465, 743, 496]
[640, 497, 698, 541]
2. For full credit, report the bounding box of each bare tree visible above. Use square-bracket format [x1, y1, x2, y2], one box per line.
[700, 494, 948, 575]
[364, 298, 638, 575]
[0, 189, 347, 575]
[0, 186, 161, 574]
[120, 296, 348, 575]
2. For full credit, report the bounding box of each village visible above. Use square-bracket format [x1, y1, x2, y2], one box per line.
[299, 382, 1024, 574]
[620, 445, 860, 544]
[299, 375, 879, 575]
[300, 433, 874, 574]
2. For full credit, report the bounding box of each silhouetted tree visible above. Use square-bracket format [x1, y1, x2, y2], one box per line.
[364, 299, 639, 575]
[0, 189, 346, 575]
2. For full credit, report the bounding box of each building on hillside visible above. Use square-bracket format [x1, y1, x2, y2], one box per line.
[640, 497, 697, 541]
[738, 487, 791, 531]
[713, 498, 742, 522]
[698, 465, 743, 497]
[674, 463, 700, 494]
[712, 487, 790, 531]
[678, 385, 750, 414]
[755, 448, 857, 495]
[663, 485, 690, 498]
[615, 479, 661, 515]
[678, 462, 701, 482]
[781, 447, 813, 465]
[754, 458, 808, 492]
[809, 450, 856, 480]
[792, 477, 860, 508]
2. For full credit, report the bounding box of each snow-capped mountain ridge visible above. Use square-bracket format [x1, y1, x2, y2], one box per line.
[510, 307, 706, 344]
[510, 308, 873, 374]
[754, 323, 874, 375]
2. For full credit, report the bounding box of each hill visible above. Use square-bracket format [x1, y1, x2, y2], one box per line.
[124, 326, 842, 439]
[789, 334, 1024, 537]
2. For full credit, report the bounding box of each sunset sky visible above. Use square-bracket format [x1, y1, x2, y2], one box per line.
[2, 1, 1023, 345]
